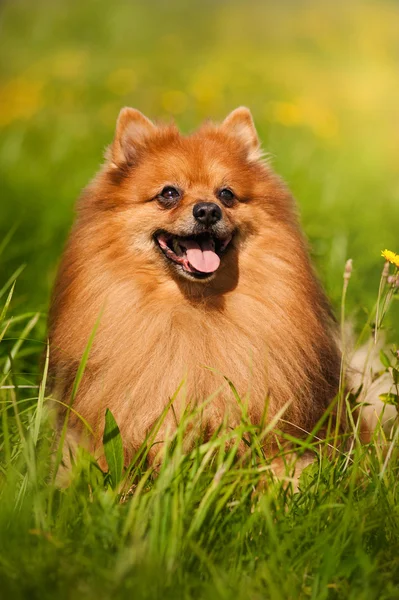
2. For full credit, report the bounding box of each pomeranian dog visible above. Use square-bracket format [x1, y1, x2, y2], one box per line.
[48, 106, 341, 468]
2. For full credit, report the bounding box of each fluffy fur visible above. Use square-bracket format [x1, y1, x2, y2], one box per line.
[48, 107, 341, 465]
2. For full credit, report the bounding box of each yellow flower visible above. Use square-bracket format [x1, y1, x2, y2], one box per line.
[381, 249, 399, 268]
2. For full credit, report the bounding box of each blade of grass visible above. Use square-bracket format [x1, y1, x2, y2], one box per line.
[103, 408, 124, 489]
[2, 312, 40, 375]
[32, 341, 49, 447]
[0, 223, 18, 259]
[0, 281, 15, 327]
[0, 264, 26, 301]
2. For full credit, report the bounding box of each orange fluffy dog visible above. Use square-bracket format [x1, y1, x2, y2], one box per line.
[48, 107, 341, 466]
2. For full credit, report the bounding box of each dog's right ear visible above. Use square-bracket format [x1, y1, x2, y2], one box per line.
[109, 107, 155, 166]
[221, 107, 261, 161]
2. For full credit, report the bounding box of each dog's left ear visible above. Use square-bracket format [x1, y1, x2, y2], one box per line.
[221, 107, 261, 161]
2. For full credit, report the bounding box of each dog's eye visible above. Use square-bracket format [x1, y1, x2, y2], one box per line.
[218, 188, 235, 207]
[160, 186, 180, 201]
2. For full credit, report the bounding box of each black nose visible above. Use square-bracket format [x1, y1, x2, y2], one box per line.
[193, 202, 222, 227]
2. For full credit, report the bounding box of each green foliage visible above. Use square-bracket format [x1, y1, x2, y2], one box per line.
[379, 393, 399, 407]
[379, 350, 391, 370]
[1, 385, 399, 599]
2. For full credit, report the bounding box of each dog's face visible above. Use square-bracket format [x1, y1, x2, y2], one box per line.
[97, 107, 286, 288]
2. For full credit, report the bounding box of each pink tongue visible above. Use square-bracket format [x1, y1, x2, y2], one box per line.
[181, 238, 220, 273]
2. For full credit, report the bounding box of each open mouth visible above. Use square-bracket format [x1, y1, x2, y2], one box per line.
[154, 231, 233, 279]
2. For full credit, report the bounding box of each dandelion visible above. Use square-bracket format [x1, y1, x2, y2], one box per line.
[375, 250, 399, 345]
[381, 249, 399, 268]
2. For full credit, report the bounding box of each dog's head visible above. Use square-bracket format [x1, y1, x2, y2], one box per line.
[89, 107, 293, 290]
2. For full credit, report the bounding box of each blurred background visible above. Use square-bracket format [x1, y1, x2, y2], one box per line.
[0, 0, 398, 330]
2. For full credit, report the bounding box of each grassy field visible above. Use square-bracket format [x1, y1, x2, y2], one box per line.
[0, 0, 399, 598]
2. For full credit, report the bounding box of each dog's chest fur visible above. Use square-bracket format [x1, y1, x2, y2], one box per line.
[52, 267, 335, 460]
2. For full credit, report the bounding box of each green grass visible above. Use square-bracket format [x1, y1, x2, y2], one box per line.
[1, 318, 399, 599]
[0, 0, 399, 598]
